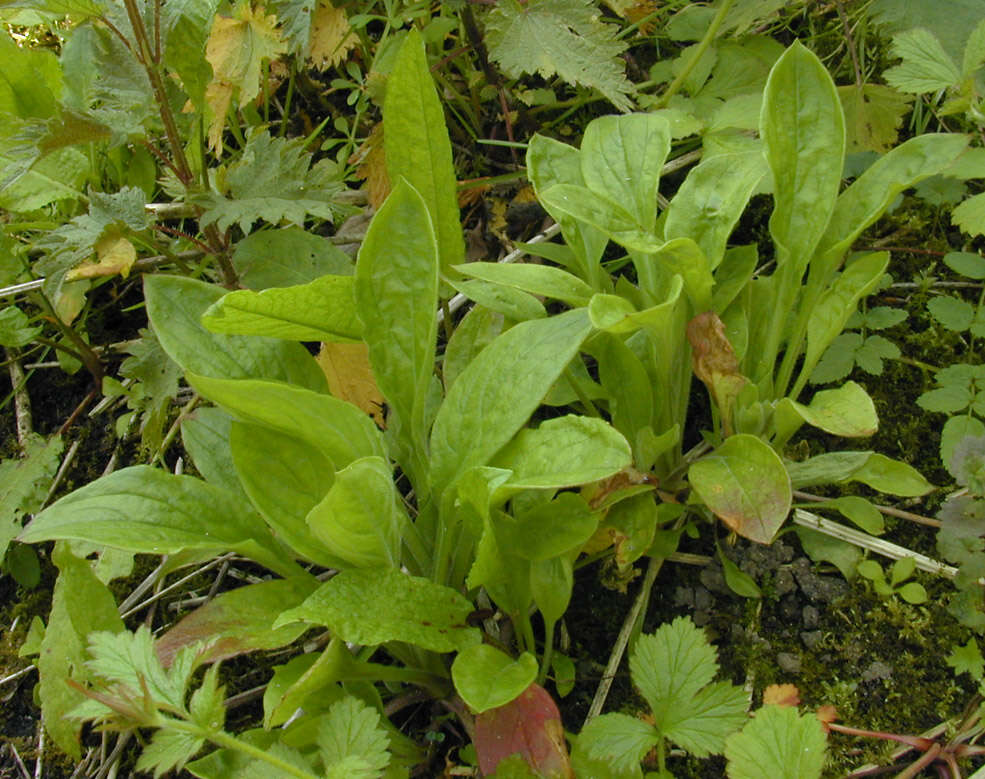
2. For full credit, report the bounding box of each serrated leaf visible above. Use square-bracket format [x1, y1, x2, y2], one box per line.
[863, 306, 908, 329]
[663, 679, 749, 757]
[309, 0, 358, 69]
[884, 28, 961, 93]
[579, 713, 658, 778]
[837, 83, 912, 153]
[947, 638, 985, 680]
[486, 0, 634, 112]
[853, 335, 899, 375]
[953, 192, 985, 238]
[929, 295, 975, 331]
[944, 252, 985, 279]
[724, 705, 826, 779]
[275, 567, 482, 653]
[136, 728, 206, 778]
[204, 3, 287, 150]
[317, 696, 390, 777]
[0, 305, 41, 347]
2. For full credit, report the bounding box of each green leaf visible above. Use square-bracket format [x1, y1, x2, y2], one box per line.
[485, 0, 634, 112]
[383, 29, 464, 281]
[491, 415, 632, 491]
[812, 496, 884, 535]
[452, 646, 538, 713]
[306, 456, 405, 568]
[953, 192, 985, 238]
[19, 466, 297, 578]
[275, 568, 482, 653]
[443, 306, 504, 392]
[181, 408, 243, 496]
[0, 305, 41, 347]
[505, 492, 599, 561]
[356, 178, 439, 493]
[136, 728, 206, 777]
[230, 422, 343, 568]
[718, 548, 761, 598]
[145, 275, 327, 392]
[928, 296, 975, 331]
[450, 279, 547, 322]
[186, 373, 385, 472]
[917, 384, 972, 414]
[318, 696, 391, 777]
[580, 114, 670, 232]
[38, 544, 124, 758]
[454, 262, 594, 307]
[689, 434, 792, 545]
[539, 183, 661, 252]
[196, 130, 347, 232]
[947, 638, 985, 680]
[0, 433, 63, 563]
[837, 83, 912, 154]
[762, 42, 844, 277]
[791, 381, 878, 438]
[202, 276, 362, 342]
[941, 416, 985, 472]
[786, 451, 932, 496]
[665, 150, 765, 270]
[853, 335, 900, 375]
[724, 705, 826, 779]
[588, 280, 684, 335]
[579, 713, 658, 778]
[883, 28, 961, 93]
[231, 226, 354, 290]
[944, 252, 985, 280]
[430, 308, 592, 494]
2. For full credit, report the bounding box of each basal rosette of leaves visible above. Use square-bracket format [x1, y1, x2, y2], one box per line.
[8, 34, 967, 779]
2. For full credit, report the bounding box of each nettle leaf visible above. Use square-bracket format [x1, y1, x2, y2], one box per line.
[317, 696, 390, 778]
[275, 567, 482, 653]
[196, 130, 348, 233]
[724, 705, 826, 779]
[883, 28, 961, 93]
[485, 0, 634, 113]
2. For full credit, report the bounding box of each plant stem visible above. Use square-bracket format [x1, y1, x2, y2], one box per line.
[200, 727, 323, 779]
[651, 0, 735, 109]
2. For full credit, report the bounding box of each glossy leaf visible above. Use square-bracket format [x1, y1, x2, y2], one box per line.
[538, 183, 662, 253]
[275, 568, 481, 653]
[653, 238, 713, 312]
[790, 381, 878, 437]
[689, 434, 792, 544]
[155, 577, 318, 668]
[19, 466, 298, 577]
[491, 415, 632, 490]
[186, 372, 385, 471]
[305, 456, 405, 568]
[664, 149, 765, 270]
[587, 280, 683, 335]
[580, 114, 670, 231]
[454, 261, 594, 307]
[452, 646, 538, 713]
[201, 275, 362, 342]
[474, 683, 573, 777]
[383, 29, 463, 279]
[356, 178, 439, 494]
[229, 421, 344, 568]
[144, 275, 326, 392]
[504, 492, 600, 561]
[761, 41, 844, 275]
[430, 308, 592, 493]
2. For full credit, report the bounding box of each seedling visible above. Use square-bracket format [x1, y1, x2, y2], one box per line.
[855, 556, 929, 604]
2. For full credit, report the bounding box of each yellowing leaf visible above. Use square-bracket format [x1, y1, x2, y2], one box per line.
[837, 84, 912, 154]
[67, 235, 136, 280]
[317, 342, 385, 427]
[308, 0, 359, 70]
[204, 3, 287, 151]
[762, 683, 800, 707]
[353, 122, 390, 208]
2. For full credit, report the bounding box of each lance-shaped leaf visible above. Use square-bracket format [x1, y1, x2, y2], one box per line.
[356, 180, 438, 497]
[689, 435, 792, 544]
[454, 262, 594, 307]
[156, 577, 318, 668]
[19, 466, 300, 578]
[785, 451, 932, 496]
[274, 567, 481, 653]
[186, 372, 385, 471]
[688, 312, 748, 436]
[202, 275, 362, 342]
[144, 275, 326, 392]
[383, 29, 463, 280]
[538, 183, 662, 253]
[580, 114, 670, 232]
[761, 41, 844, 276]
[430, 308, 592, 494]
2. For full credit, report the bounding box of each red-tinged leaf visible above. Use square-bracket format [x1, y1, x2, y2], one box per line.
[815, 704, 838, 727]
[155, 578, 316, 668]
[762, 683, 800, 707]
[687, 311, 748, 435]
[474, 683, 573, 778]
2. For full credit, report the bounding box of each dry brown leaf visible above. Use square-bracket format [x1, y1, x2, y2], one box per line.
[317, 342, 385, 427]
[309, 0, 359, 70]
[352, 123, 390, 208]
[67, 235, 137, 281]
[763, 683, 800, 707]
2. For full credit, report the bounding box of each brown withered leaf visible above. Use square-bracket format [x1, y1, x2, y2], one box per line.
[352, 122, 390, 208]
[687, 311, 748, 435]
[317, 341, 385, 427]
[763, 683, 800, 707]
[67, 234, 137, 281]
[308, 0, 359, 70]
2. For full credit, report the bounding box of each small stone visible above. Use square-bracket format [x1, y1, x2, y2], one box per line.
[694, 586, 712, 611]
[777, 652, 802, 674]
[700, 565, 730, 595]
[801, 630, 823, 650]
[802, 605, 820, 629]
[779, 594, 800, 621]
[674, 586, 695, 608]
[861, 661, 893, 683]
[773, 568, 796, 597]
